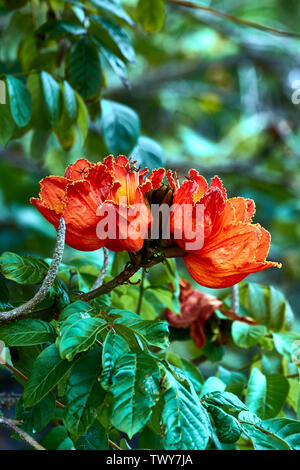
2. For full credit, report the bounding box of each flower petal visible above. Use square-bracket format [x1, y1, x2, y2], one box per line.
[64, 158, 94, 180]
[62, 180, 105, 251]
[147, 168, 165, 190]
[229, 197, 256, 223]
[188, 169, 208, 202]
[210, 175, 227, 199]
[184, 224, 263, 288]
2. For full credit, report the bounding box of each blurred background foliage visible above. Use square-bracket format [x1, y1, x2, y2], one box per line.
[1, 0, 299, 316]
[1, 0, 300, 449]
[0, 0, 300, 390]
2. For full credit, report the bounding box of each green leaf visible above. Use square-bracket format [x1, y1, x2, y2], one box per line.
[75, 424, 109, 450]
[136, 0, 165, 33]
[0, 252, 48, 284]
[16, 394, 56, 435]
[218, 366, 246, 397]
[132, 136, 165, 172]
[231, 321, 267, 348]
[273, 331, 300, 363]
[67, 37, 102, 99]
[180, 358, 204, 393]
[91, 17, 135, 63]
[238, 411, 291, 450]
[262, 418, 300, 450]
[0, 319, 56, 346]
[40, 71, 62, 125]
[26, 73, 50, 130]
[64, 347, 105, 439]
[111, 309, 169, 349]
[200, 377, 226, 397]
[101, 99, 140, 155]
[62, 80, 77, 123]
[268, 285, 294, 330]
[100, 46, 129, 88]
[112, 323, 149, 352]
[100, 330, 130, 390]
[245, 368, 289, 419]
[238, 283, 294, 331]
[209, 406, 242, 444]
[54, 82, 77, 150]
[0, 92, 15, 145]
[162, 370, 211, 450]
[75, 91, 89, 141]
[57, 313, 107, 361]
[6, 75, 31, 127]
[40, 426, 74, 450]
[59, 300, 92, 321]
[202, 391, 247, 413]
[23, 344, 77, 407]
[110, 352, 160, 438]
[37, 20, 86, 40]
[91, 0, 134, 26]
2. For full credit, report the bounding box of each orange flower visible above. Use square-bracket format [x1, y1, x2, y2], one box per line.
[167, 170, 281, 288]
[165, 280, 222, 348]
[31, 156, 165, 252]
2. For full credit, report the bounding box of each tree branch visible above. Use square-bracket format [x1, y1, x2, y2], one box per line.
[90, 247, 109, 291]
[0, 218, 66, 325]
[166, 0, 300, 39]
[80, 253, 165, 302]
[0, 416, 46, 450]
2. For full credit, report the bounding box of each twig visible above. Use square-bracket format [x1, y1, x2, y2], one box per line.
[219, 308, 257, 325]
[136, 268, 146, 316]
[90, 247, 109, 290]
[231, 284, 239, 314]
[80, 253, 165, 302]
[0, 416, 45, 450]
[166, 0, 300, 39]
[0, 218, 66, 325]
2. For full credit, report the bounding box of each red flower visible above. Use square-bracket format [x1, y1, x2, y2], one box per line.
[31, 156, 165, 252]
[167, 170, 281, 288]
[165, 280, 222, 348]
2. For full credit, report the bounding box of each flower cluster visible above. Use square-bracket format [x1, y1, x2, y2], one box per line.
[31, 155, 281, 289]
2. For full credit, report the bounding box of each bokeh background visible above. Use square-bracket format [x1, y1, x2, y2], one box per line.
[1, 0, 300, 448]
